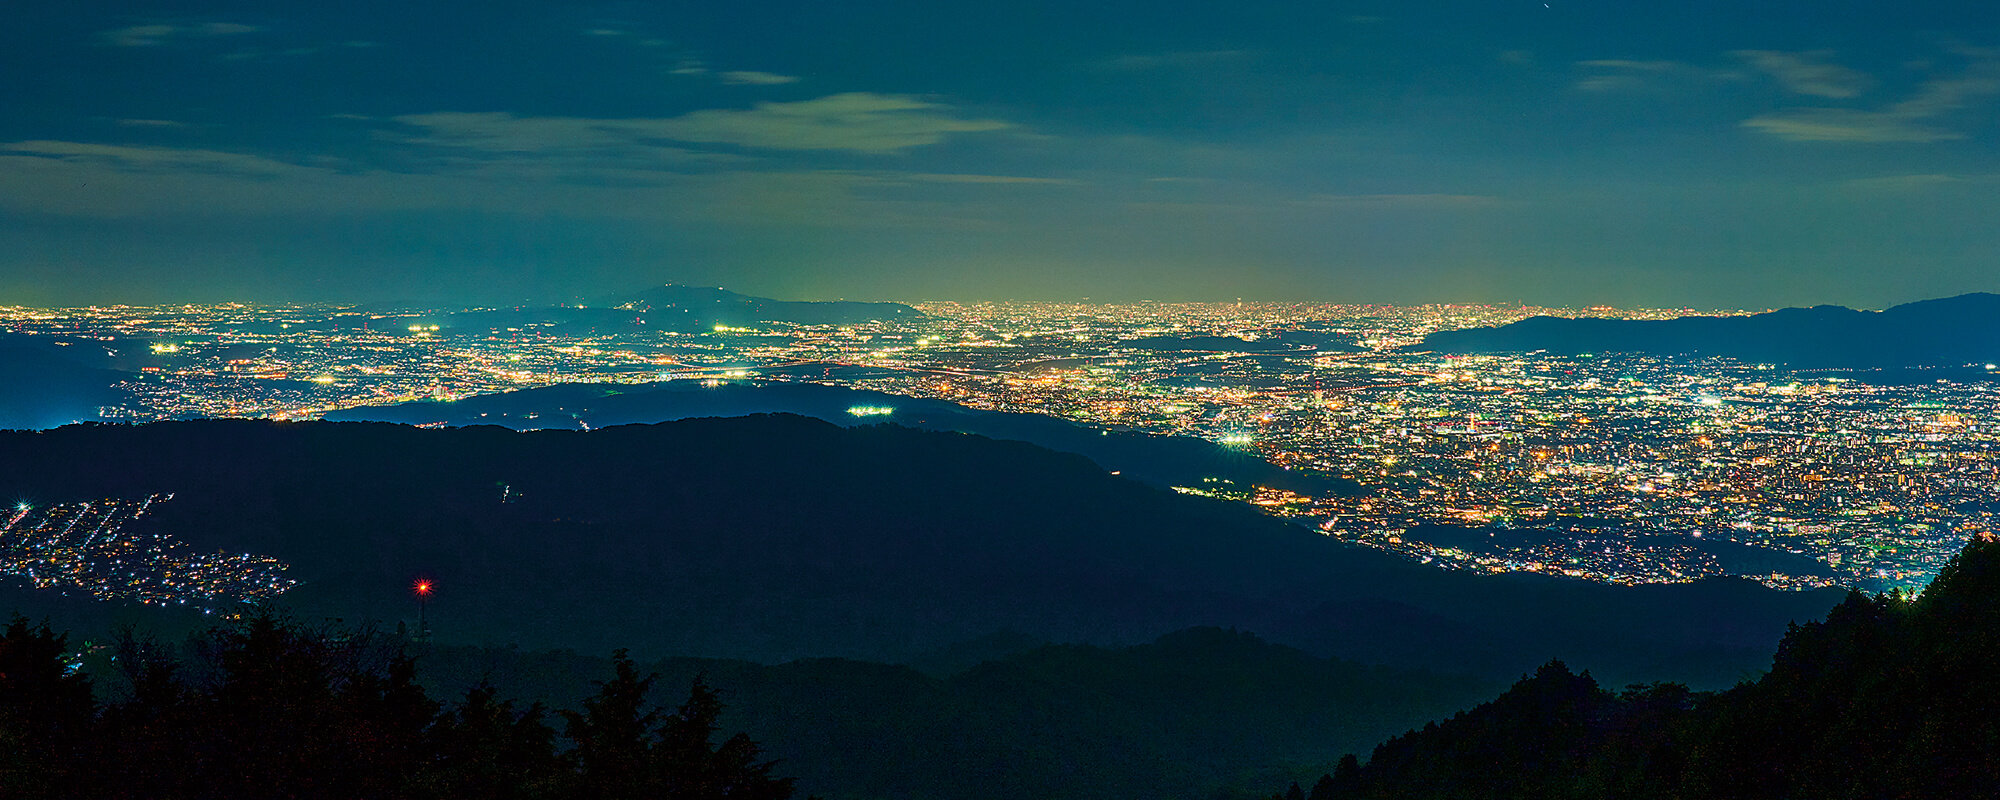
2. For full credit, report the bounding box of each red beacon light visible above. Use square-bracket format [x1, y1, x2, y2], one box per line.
[411, 578, 435, 641]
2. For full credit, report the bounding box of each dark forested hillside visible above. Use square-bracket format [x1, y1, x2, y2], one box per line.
[0, 610, 800, 800]
[0, 417, 1838, 688]
[415, 627, 1495, 800]
[1283, 535, 2000, 800]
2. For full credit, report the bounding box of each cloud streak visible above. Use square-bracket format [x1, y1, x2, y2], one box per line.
[1, 140, 315, 178]
[1742, 49, 2000, 143]
[1741, 109, 1960, 143]
[1572, 59, 1734, 92]
[1734, 50, 1874, 98]
[396, 93, 1011, 155]
[101, 22, 259, 47]
[718, 71, 800, 85]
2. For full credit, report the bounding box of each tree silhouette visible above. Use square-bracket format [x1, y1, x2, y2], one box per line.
[413, 683, 562, 798]
[0, 616, 95, 797]
[564, 651, 799, 799]
[564, 648, 661, 798]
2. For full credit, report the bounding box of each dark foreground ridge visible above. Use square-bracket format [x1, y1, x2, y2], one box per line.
[0, 416, 1838, 687]
[1264, 535, 2000, 800]
[1414, 292, 2000, 370]
[0, 610, 799, 800]
[414, 626, 1494, 800]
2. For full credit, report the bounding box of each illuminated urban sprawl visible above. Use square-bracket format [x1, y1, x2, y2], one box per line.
[0, 494, 295, 609]
[4, 299, 1994, 595]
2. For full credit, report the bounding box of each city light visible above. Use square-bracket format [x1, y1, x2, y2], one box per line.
[8, 298, 1992, 594]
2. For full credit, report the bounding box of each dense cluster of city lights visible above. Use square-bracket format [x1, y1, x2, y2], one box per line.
[6, 299, 1994, 593]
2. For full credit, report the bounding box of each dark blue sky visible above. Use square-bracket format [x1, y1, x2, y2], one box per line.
[5, 1, 1998, 307]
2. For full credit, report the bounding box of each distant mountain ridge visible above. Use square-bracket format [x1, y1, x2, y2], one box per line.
[321, 380, 1356, 496]
[1414, 293, 2000, 369]
[599, 284, 922, 326]
[0, 335, 143, 430]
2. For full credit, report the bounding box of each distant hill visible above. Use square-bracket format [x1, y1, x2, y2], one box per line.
[321, 380, 1356, 496]
[599, 284, 922, 326]
[1414, 293, 2000, 369]
[0, 417, 1839, 689]
[0, 341, 133, 430]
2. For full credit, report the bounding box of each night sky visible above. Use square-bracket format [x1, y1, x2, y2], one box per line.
[5, 1, 1998, 308]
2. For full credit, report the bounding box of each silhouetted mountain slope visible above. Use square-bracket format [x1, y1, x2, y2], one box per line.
[0, 418, 1838, 687]
[1414, 293, 2000, 369]
[417, 627, 1495, 800]
[0, 346, 130, 430]
[1291, 536, 2000, 800]
[321, 380, 1357, 496]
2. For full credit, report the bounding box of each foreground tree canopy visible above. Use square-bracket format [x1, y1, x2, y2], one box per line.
[1275, 535, 2000, 800]
[0, 610, 800, 800]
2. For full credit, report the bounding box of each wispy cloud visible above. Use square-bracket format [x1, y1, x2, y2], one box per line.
[398, 94, 1010, 156]
[1841, 173, 1967, 192]
[1578, 59, 1680, 71]
[385, 113, 728, 166]
[101, 22, 259, 47]
[1889, 65, 2000, 118]
[1741, 109, 1959, 143]
[1296, 193, 1503, 209]
[1742, 53, 2000, 143]
[659, 94, 1010, 152]
[0, 140, 313, 178]
[718, 70, 799, 85]
[0, 139, 1023, 232]
[902, 173, 1075, 185]
[1573, 60, 1727, 92]
[1734, 50, 1874, 98]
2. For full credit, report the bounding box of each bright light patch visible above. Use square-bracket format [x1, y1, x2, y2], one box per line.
[1220, 433, 1254, 445]
[847, 405, 895, 417]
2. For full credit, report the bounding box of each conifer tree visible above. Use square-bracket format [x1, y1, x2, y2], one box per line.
[0, 616, 95, 797]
